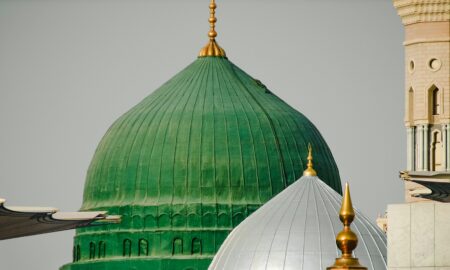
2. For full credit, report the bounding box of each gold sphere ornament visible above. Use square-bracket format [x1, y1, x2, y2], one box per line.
[199, 0, 226, 57]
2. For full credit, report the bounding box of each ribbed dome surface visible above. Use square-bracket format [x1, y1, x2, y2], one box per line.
[209, 176, 387, 270]
[62, 57, 341, 270]
[82, 57, 340, 210]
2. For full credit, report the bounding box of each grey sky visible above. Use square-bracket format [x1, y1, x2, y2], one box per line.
[0, 0, 404, 269]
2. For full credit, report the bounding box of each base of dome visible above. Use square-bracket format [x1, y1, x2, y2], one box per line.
[60, 256, 213, 270]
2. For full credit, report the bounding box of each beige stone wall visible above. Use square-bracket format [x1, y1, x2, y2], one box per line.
[393, 0, 450, 26]
[404, 23, 450, 126]
[395, 0, 450, 177]
[388, 202, 450, 269]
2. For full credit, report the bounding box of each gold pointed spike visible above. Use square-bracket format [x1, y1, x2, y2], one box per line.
[303, 143, 317, 176]
[340, 183, 355, 226]
[198, 0, 226, 57]
[327, 183, 367, 270]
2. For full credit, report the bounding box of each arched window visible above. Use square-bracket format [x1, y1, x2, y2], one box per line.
[89, 242, 96, 259]
[138, 239, 149, 256]
[232, 213, 245, 227]
[76, 245, 81, 261]
[432, 88, 440, 115]
[172, 238, 183, 255]
[408, 88, 414, 122]
[98, 241, 106, 258]
[123, 239, 132, 257]
[430, 86, 440, 115]
[431, 130, 443, 171]
[191, 238, 202, 255]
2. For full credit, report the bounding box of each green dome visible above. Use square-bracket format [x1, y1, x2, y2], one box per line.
[62, 56, 341, 270]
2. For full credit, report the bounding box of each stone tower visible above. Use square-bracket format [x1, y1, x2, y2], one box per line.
[388, 5, 450, 270]
[394, 0, 450, 202]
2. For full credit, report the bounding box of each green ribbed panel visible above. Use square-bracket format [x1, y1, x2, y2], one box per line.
[62, 57, 341, 270]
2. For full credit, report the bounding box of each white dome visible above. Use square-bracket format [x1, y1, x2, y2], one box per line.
[209, 176, 387, 270]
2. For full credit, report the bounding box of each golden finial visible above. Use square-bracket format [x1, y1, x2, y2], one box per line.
[303, 143, 317, 176]
[327, 183, 367, 270]
[198, 0, 226, 57]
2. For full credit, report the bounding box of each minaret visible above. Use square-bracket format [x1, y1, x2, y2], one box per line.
[393, 0, 450, 201]
[374, 3, 450, 269]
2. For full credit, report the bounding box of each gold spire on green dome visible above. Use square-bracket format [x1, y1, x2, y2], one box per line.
[198, 0, 226, 57]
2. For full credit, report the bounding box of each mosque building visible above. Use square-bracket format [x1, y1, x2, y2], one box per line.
[60, 1, 342, 269]
[1, 1, 448, 270]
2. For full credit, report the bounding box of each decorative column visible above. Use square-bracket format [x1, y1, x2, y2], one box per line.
[424, 125, 429, 171]
[446, 124, 450, 171]
[416, 126, 423, 171]
[406, 127, 415, 171]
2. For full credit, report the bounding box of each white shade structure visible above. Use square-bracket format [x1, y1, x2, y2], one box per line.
[0, 198, 120, 240]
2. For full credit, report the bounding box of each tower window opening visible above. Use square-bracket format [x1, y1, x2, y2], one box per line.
[408, 88, 414, 122]
[429, 58, 441, 71]
[98, 241, 106, 258]
[431, 131, 443, 171]
[138, 239, 149, 256]
[123, 239, 132, 257]
[76, 245, 81, 261]
[72, 246, 76, 262]
[409, 60, 415, 72]
[89, 242, 96, 260]
[192, 238, 202, 255]
[172, 238, 183, 255]
[432, 87, 440, 115]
